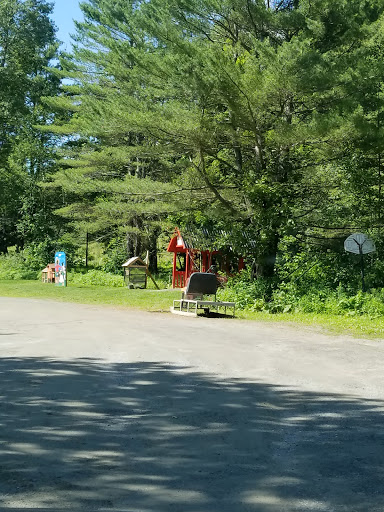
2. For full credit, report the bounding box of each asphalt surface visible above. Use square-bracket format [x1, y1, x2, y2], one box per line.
[0, 297, 383, 511]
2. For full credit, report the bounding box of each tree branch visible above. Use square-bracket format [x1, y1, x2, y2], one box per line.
[189, 149, 240, 216]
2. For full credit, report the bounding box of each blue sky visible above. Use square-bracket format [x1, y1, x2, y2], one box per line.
[51, 0, 84, 51]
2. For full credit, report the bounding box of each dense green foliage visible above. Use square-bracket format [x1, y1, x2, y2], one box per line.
[0, 252, 38, 280]
[4, 0, 384, 317]
[218, 271, 384, 318]
[0, 0, 62, 253]
[44, 1, 384, 271]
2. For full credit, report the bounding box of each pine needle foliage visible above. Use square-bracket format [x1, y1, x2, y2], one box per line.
[43, 0, 384, 277]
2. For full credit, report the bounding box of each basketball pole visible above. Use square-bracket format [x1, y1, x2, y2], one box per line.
[359, 246, 366, 292]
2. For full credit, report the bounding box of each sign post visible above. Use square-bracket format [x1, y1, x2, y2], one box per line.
[344, 233, 375, 292]
[54, 251, 67, 287]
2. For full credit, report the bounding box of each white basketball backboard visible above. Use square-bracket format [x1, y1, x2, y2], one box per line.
[344, 233, 376, 254]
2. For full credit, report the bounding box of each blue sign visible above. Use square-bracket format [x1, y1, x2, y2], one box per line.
[54, 252, 67, 287]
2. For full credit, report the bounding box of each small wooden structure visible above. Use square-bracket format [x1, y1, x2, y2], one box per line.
[41, 263, 55, 283]
[122, 256, 159, 289]
[167, 227, 245, 288]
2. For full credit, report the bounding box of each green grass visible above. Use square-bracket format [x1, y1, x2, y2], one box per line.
[0, 280, 179, 312]
[1, 280, 384, 339]
[236, 309, 384, 339]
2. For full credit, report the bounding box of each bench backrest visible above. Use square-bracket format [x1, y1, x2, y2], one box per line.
[185, 272, 218, 296]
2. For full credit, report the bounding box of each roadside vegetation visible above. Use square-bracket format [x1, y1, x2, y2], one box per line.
[1, 277, 384, 339]
[2, 0, 384, 338]
[1, 252, 384, 339]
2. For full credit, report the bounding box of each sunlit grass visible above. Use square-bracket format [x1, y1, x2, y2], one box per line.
[1, 280, 383, 339]
[0, 280, 179, 312]
[236, 310, 384, 339]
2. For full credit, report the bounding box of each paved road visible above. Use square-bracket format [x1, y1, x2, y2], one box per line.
[0, 297, 384, 511]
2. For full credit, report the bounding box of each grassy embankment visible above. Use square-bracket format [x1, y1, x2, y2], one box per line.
[1, 280, 384, 339]
[0, 280, 179, 311]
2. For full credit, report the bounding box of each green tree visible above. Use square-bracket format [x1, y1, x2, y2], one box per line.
[47, 0, 384, 277]
[0, 0, 60, 253]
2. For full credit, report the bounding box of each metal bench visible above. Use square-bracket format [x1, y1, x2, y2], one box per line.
[170, 272, 236, 317]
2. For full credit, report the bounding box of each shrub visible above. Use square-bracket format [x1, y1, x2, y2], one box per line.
[217, 270, 275, 310]
[68, 270, 125, 287]
[219, 270, 384, 317]
[102, 238, 128, 274]
[23, 239, 56, 271]
[0, 252, 39, 280]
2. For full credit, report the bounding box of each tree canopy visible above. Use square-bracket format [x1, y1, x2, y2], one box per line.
[3, 0, 384, 289]
[42, 0, 384, 277]
[0, 0, 61, 253]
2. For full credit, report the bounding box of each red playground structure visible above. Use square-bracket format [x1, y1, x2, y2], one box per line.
[167, 227, 245, 288]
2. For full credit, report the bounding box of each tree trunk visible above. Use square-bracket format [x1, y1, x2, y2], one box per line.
[254, 232, 279, 279]
[148, 228, 160, 273]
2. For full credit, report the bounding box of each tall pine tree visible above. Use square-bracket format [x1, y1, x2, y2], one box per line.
[46, 0, 384, 276]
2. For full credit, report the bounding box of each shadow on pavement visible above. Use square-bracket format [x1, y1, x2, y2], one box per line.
[0, 358, 383, 511]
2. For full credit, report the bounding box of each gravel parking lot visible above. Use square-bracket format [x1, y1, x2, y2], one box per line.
[0, 297, 383, 511]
